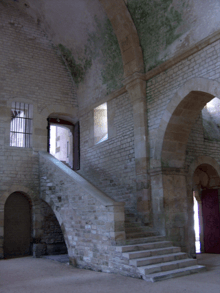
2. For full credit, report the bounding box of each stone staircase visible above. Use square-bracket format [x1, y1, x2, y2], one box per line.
[114, 214, 206, 282]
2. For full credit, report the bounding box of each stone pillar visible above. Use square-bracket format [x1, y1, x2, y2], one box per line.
[0, 203, 3, 259]
[150, 169, 165, 236]
[124, 73, 150, 223]
[162, 168, 189, 252]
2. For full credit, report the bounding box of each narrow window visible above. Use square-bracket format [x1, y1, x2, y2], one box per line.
[10, 102, 33, 147]
[94, 102, 108, 144]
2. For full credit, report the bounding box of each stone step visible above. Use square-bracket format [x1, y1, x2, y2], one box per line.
[124, 247, 181, 260]
[138, 258, 197, 275]
[125, 227, 155, 233]
[130, 252, 187, 267]
[142, 265, 206, 282]
[115, 236, 166, 246]
[124, 222, 144, 227]
[126, 231, 158, 239]
[116, 241, 173, 253]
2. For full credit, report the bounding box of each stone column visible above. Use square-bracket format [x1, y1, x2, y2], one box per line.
[162, 168, 189, 252]
[150, 169, 165, 236]
[124, 73, 150, 223]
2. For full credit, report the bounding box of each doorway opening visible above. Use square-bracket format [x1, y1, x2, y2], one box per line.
[4, 192, 32, 259]
[50, 124, 73, 168]
[193, 193, 201, 253]
[47, 117, 80, 170]
[193, 164, 220, 254]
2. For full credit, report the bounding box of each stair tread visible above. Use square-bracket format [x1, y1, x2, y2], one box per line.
[123, 246, 179, 255]
[115, 236, 166, 245]
[138, 258, 197, 273]
[143, 265, 206, 282]
[130, 252, 187, 265]
[116, 241, 172, 252]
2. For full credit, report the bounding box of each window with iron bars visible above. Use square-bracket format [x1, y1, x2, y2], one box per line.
[10, 102, 33, 147]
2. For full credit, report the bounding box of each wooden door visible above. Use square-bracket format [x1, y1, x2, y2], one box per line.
[201, 189, 220, 253]
[4, 192, 31, 258]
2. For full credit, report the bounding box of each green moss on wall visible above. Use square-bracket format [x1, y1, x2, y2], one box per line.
[86, 17, 124, 94]
[58, 44, 92, 86]
[127, 0, 185, 71]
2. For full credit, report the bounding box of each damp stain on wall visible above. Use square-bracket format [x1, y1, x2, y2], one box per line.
[86, 16, 124, 94]
[58, 44, 92, 86]
[127, 0, 186, 71]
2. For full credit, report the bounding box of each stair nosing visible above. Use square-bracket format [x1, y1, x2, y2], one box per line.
[138, 258, 197, 273]
[144, 265, 206, 281]
[130, 252, 187, 265]
[123, 246, 180, 256]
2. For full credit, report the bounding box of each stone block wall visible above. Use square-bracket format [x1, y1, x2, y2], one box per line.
[147, 37, 220, 252]
[39, 152, 125, 271]
[0, 4, 77, 111]
[147, 38, 220, 167]
[186, 114, 220, 168]
[40, 200, 67, 255]
[0, 4, 77, 258]
[79, 92, 137, 213]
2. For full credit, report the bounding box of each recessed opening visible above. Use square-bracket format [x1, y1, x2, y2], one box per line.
[94, 102, 108, 144]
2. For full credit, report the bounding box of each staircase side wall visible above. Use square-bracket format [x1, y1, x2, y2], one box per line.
[39, 153, 125, 271]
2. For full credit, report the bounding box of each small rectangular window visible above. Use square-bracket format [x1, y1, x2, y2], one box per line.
[10, 102, 33, 147]
[94, 102, 108, 144]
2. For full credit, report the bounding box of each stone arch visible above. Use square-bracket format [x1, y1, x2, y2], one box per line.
[40, 195, 69, 253]
[153, 78, 220, 168]
[99, 0, 144, 77]
[0, 185, 37, 206]
[188, 156, 220, 180]
[39, 105, 78, 125]
[33, 105, 78, 151]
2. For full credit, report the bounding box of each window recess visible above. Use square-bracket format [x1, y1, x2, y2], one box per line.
[10, 102, 33, 148]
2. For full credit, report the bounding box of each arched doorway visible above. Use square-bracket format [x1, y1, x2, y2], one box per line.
[193, 164, 220, 254]
[151, 86, 220, 255]
[4, 192, 32, 258]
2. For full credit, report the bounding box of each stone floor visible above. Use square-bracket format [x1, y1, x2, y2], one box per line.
[42, 254, 69, 263]
[1, 254, 220, 293]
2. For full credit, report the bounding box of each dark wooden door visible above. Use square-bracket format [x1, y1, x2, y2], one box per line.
[201, 189, 220, 253]
[4, 192, 31, 258]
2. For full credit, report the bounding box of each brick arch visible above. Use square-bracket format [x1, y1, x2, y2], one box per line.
[153, 78, 220, 168]
[99, 0, 144, 77]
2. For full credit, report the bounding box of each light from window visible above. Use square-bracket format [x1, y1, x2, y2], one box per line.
[10, 102, 33, 147]
[94, 102, 108, 144]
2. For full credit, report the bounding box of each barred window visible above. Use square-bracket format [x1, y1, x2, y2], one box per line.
[10, 102, 33, 147]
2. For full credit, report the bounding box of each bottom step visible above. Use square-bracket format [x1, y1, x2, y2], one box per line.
[143, 265, 206, 282]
